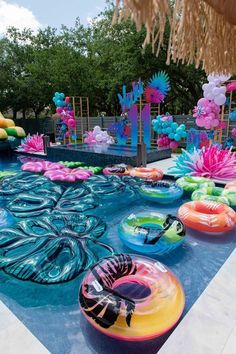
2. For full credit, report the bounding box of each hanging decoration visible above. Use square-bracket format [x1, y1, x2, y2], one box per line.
[113, 0, 236, 74]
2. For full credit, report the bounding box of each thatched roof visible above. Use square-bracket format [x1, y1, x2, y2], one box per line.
[113, 0, 236, 74]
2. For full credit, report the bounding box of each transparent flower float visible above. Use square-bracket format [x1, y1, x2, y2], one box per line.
[0, 213, 113, 284]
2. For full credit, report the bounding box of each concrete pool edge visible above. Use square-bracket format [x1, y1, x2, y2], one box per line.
[0, 300, 50, 354]
[158, 248, 236, 354]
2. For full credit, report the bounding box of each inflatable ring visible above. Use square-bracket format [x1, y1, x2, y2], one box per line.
[130, 168, 163, 181]
[118, 212, 185, 254]
[221, 189, 236, 208]
[178, 200, 236, 233]
[176, 176, 214, 193]
[191, 187, 230, 205]
[103, 164, 131, 176]
[138, 180, 183, 203]
[79, 254, 185, 341]
[224, 180, 236, 192]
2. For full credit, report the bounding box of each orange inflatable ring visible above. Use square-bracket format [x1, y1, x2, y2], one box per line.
[178, 200, 236, 233]
[130, 168, 163, 181]
[224, 180, 236, 192]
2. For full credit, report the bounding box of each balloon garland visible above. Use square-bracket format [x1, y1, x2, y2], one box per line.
[193, 75, 231, 130]
[52, 92, 76, 142]
[152, 113, 187, 149]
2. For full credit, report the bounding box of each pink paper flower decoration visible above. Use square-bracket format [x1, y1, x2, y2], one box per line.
[17, 134, 45, 153]
[22, 161, 64, 173]
[44, 167, 93, 182]
[170, 145, 236, 181]
[144, 87, 164, 104]
[192, 146, 236, 180]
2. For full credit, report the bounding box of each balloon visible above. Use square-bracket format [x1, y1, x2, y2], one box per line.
[230, 109, 236, 121]
[68, 119, 76, 129]
[65, 96, 70, 104]
[202, 84, 209, 91]
[56, 100, 62, 107]
[198, 98, 209, 106]
[204, 92, 214, 100]
[174, 134, 180, 141]
[56, 107, 63, 114]
[219, 86, 226, 94]
[208, 113, 215, 119]
[169, 133, 174, 139]
[226, 81, 236, 92]
[212, 87, 221, 96]
[214, 94, 226, 106]
[196, 118, 205, 127]
[170, 141, 179, 149]
[212, 119, 219, 127]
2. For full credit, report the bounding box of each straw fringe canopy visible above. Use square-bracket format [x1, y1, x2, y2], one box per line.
[113, 0, 236, 74]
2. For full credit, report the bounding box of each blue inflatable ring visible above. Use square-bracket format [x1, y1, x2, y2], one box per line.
[118, 212, 185, 255]
[138, 181, 183, 204]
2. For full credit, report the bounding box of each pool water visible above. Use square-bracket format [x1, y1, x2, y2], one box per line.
[0, 154, 235, 354]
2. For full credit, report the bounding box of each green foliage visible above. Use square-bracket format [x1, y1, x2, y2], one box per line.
[0, 3, 206, 118]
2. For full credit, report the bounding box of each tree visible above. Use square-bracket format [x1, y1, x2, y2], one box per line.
[0, 2, 206, 119]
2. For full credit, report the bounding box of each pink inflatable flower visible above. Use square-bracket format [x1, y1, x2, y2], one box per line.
[44, 167, 93, 182]
[22, 161, 64, 173]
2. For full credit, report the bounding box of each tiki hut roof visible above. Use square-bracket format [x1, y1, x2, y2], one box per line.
[113, 0, 236, 74]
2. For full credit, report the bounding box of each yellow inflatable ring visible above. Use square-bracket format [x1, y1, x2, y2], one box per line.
[79, 254, 185, 341]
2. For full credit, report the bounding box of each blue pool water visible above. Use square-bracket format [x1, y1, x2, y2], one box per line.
[0, 154, 235, 354]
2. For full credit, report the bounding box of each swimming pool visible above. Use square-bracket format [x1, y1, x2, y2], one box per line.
[0, 154, 235, 354]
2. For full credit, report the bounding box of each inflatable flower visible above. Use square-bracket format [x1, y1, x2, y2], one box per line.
[22, 160, 64, 173]
[44, 167, 93, 182]
[0, 213, 111, 283]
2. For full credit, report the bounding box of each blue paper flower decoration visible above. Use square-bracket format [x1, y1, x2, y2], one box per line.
[148, 71, 170, 97]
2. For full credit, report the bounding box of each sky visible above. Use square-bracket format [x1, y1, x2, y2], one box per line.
[0, 0, 107, 34]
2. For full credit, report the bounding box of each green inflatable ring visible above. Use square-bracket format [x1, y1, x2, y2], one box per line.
[59, 161, 85, 168]
[221, 189, 236, 207]
[176, 176, 215, 193]
[191, 186, 230, 205]
[0, 171, 16, 180]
